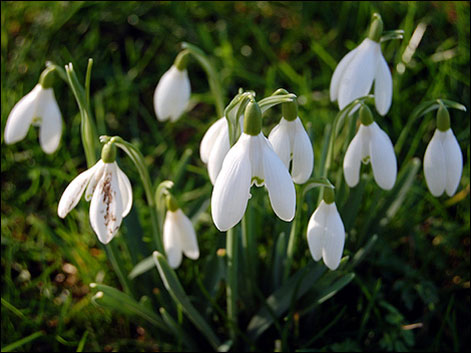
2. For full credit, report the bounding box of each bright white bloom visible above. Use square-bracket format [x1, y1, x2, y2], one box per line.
[211, 132, 296, 231]
[58, 160, 133, 244]
[424, 128, 462, 197]
[4, 84, 62, 154]
[163, 209, 199, 269]
[200, 116, 244, 184]
[268, 117, 314, 184]
[307, 200, 345, 271]
[330, 38, 392, 116]
[343, 122, 397, 190]
[153, 65, 191, 122]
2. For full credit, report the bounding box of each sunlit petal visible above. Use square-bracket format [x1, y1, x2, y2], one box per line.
[343, 125, 366, 188]
[322, 203, 345, 271]
[116, 164, 133, 217]
[369, 123, 397, 190]
[200, 117, 226, 163]
[163, 211, 183, 269]
[307, 201, 328, 262]
[37, 88, 62, 154]
[442, 129, 463, 197]
[330, 47, 359, 102]
[374, 54, 393, 116]
[268, 119, 291, 169]
[424, 130, 446, 196]
[174, 209, 199, 260]
[291, 118, 314, 184]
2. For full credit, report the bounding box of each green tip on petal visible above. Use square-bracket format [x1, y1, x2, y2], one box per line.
[174, 50, 191, 71]
[39, 66, 56, 89]
[323, 187, 336, 204]
[101, 142, 117, 163]
[243, 100, 262, 136]
[368, 13, 384, 42]
[359, 104, 374, 125]
[282, 99, 298, 121]
[166, 194, 179, 212]
[436, 103, 450, 132]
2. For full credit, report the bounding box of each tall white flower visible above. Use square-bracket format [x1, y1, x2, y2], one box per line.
[154, 51, 191, 122]
[330, 13, 392, 116]
[163, 195, 199, 269]
[200, 116, 244, 184]
[211, 101, 295, 231]
[268, 101, 313, 184]
[307, 189, 345, 271]
[343, 106, 397, 190]
[423, 105, 462, 197]
[4, 67, 62, 154]
[57, 143, 132, 244]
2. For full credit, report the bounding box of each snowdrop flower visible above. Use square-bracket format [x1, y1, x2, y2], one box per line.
[424, 105, 463, 197]
[58, 143, 132, 244]
[307, 188, 345, 270]
[330, 13, 392, 116]
[268, 100, 314, 184]
[200, 116, 244, 184]
[4, 67, 62, 153]
[163, 194, 199, 269]
[154, 50, 191, 122]
[343, 105, 397, 190]
[211, 101, 295, 231]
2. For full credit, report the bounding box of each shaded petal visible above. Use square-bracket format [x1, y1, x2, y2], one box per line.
[211, 134, 252, 231]
[36, 88, 62, 154]
[330, 47, 359, 102]
[343, 126, 366, 188]
[89, 163, 123, 244]
[4, 85, 41, 145]
[443, 129, 463, 196]
[306, 201, 328, 262]
[424, 130, 446, 196]
[84, 161, 105, 201]
[58, 163, 100, 218]
[338, 39, 379, 110]
[262, 136, 296, 222]
[374, 53, 393, 116]
[369, 123, 397, 190]
[174, 209, 199, 260]
[207, 122, 230, 185]
[153, 66, 191, 122]
[291, 118, 314, 184]
[322, 203, 345, 271]
[116, 164, 133, 217]
[268, 119, 291, 169]
[163, 211, 183, 269]
[200, 117, 226, 163]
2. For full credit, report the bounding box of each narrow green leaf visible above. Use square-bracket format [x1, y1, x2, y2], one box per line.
[160, 307, 198, 351]
[76, 331, 88, 352]
[1, 331, 44, 352]
[128, 255, 155, 279]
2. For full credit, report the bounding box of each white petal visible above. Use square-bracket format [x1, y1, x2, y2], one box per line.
[424, 130, 447, 197]
[442, 129, 463, 196]
[36, 88, 62, 154]
[116, 164, 133, 217]
[338, 39, 380, 110]
[163, 211, 183, 269]
[211, 134, 252, 231]
[322, 203, 345, 271]
[374, 53, 393, 116]
[84, 161, 105, 201]
[200, 117, 226, 163]
[307, 201, 328, 262]
[4, 85, 41, 145]
[330, 47, 359, 102]
[268, 119, 291, 169]
[343, 125, 366, 188]
[89, 163, 123, 244]
[207, 122, 230, 185]
[369, 123, 397, 190]
[174, 209, 199, 260]
[261, 135, 296, 222]
[291, 118, 314, 184]
[153, 66, 191, 122]
[58, 163, 99, 218]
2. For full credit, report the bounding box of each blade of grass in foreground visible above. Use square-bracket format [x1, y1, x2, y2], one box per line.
[1, 331, 44, 352]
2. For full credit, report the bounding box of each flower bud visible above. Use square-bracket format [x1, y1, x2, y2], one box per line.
[359, 104, 374, 126]
[282, 100, 298, 122]
[243, 100, 262, 136]
[101, 142, 117, 163]
[368, 13, 384, 43]
[436, 103, 450, 132]
[323, 187, 336, 204]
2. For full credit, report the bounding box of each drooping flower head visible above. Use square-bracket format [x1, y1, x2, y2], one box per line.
[58, 142, 132, 244]
[307, 188, 345, 271]
[343, 105, 397, 190]
[268, 99, 314, 184]
[154, 50, 191, 122]
[163, 193, 199, 269]
[211, 100, 296, 231]
[424, 104, 463, 197]
[330, 13, 393, 116]
[4, 66, 62, 154]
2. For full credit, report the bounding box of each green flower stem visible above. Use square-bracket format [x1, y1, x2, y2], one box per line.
[109, 136, 164, 253]
[105, 241, 133, 296]
[226, 226, 238, 343]
[283, 185, 302, 281]
[241, 203, 256, 308]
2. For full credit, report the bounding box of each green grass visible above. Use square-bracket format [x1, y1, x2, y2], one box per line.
[1, 1, 470, 351]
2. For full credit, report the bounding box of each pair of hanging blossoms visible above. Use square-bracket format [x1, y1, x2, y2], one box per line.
[4, 66, 62, 154]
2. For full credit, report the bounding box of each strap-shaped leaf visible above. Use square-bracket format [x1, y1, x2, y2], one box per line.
[128, 255, 155, 279]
